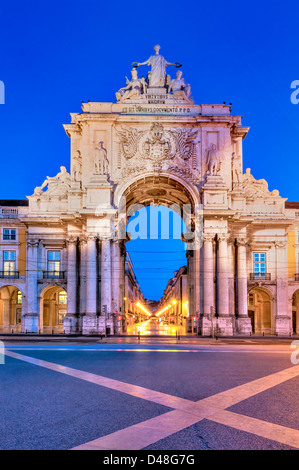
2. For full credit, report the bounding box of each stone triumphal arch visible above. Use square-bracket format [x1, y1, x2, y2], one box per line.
[14, 45, 296, 336]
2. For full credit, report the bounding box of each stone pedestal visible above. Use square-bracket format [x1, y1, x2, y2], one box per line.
[275, 316, 291, 336]
[215, 317, 234, 336]
[23, 315, 39, 333]
[82, 315, 98, 335]
[201, 175, 228, 210]
[63, 315, 78, 334]
[236, 317, 252, 335]
[146, 87, 167, 95]
[84, 174, 112, 209]
[199, 316, 212, 336]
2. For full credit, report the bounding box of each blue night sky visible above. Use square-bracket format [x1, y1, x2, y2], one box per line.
[0, 0, 298, 300]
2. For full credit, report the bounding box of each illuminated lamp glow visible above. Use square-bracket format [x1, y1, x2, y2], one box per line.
[136, 302, 151, 316]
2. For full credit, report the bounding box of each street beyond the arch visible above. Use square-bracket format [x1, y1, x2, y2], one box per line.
[1, 337, 299, 451]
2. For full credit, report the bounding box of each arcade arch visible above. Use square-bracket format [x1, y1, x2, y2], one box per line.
[248, 287, 274, 335]
[40, 285, 67, 333]
[0, 285, 23, 333]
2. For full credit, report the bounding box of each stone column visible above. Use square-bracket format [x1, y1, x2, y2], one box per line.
[201, 234, 214, 335]
[217, 235, 229, 316]
[79, 236, 87, 319]
[236, 238, 252, 334]
[119, 240, 126, 331]
[217, 235, 233, 335]
[203, 234, 214, 316]
[101, 238, 111, 313]
[275, 241, 290, 335]
[112, 240, 121, 333]
[2, 299, 10, 332]
[82, 235, 98, 334]
[23, 240, 39, 333]
[101, 238, 112, 334]
[65, 236, 78, 334]
[111, 241, 120, 313]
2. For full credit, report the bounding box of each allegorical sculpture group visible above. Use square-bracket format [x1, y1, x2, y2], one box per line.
[116, 45, 192, 103]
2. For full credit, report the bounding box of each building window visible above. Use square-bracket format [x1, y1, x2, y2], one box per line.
[3, 251, 16, 274]
[58, 291, 67, 305]
[47, 251, 61, 276]
[17, 290, 22, 304]
[253, 252, 266, 277]
[3, 229, 16, 240]
[248, 293, 254, 306]
[58, 311, 66, 324]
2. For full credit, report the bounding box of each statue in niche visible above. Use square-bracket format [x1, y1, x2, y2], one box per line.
[94, 141, 109, 174]
[116, 68, 147, 102]
[231, 152, 242, 186]
[34, 166, 71, 195]
[206, 144, 221, 176]
[168, 70, 192, 100]
[133, 44, 181, 87]
[72, 150, 82, 182]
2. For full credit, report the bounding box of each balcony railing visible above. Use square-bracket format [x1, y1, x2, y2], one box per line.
[0, 271, 19, 279]
[0, 209, 18, 218]
[250, 273, 271, 281]
[42, 271, 66, 279]
[295, 274, 299, 281]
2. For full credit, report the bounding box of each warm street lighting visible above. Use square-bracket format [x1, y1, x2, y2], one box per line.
[136, 302, 151, 316]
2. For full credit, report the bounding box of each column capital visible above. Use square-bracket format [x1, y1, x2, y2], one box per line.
[274, 241, 287, 248]
[236, 238, 249, 247]
[66, 235, 78, 245]
[27, 240, 39, 248]
[203, 233, 215, 243]
[99, 234, 113, 242]
[86, 234, 98, 242]
[217, 234, 230, 243]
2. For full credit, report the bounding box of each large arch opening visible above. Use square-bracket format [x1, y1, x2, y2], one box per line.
[248, 287, 274, 335]
[0, 285, 23, 333]
[40, 286, 67, 334]
[116, 174, 199, 336]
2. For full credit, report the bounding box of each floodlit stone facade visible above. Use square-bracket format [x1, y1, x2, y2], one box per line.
[1, 46, 299, 336]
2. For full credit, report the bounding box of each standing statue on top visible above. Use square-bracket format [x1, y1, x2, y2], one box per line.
[133, 44, 181, 87]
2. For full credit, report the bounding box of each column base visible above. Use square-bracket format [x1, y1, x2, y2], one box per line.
[22, 315, 39, 333]
[216, 316, 234, 336]
[236, 317, 252, 335]
[82, 315, 98, 335]
[199, 316, 212, 336]
[275, 316, 291, 336]
[82, 315, 115, 335]
[199, 316, 234, 336]
[63, 315, 79, 334]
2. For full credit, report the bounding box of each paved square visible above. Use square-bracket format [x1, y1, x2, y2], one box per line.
[1, 341, 298, 450]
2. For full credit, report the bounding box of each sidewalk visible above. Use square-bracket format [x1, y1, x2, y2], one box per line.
[0, 333, 298, 345]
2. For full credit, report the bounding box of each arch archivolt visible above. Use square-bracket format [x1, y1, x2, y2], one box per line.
[114, 171, 200, 215]
[247, 286, 274, 335]
[0, 284, 24, 332]
[39, 285, 67, 333]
